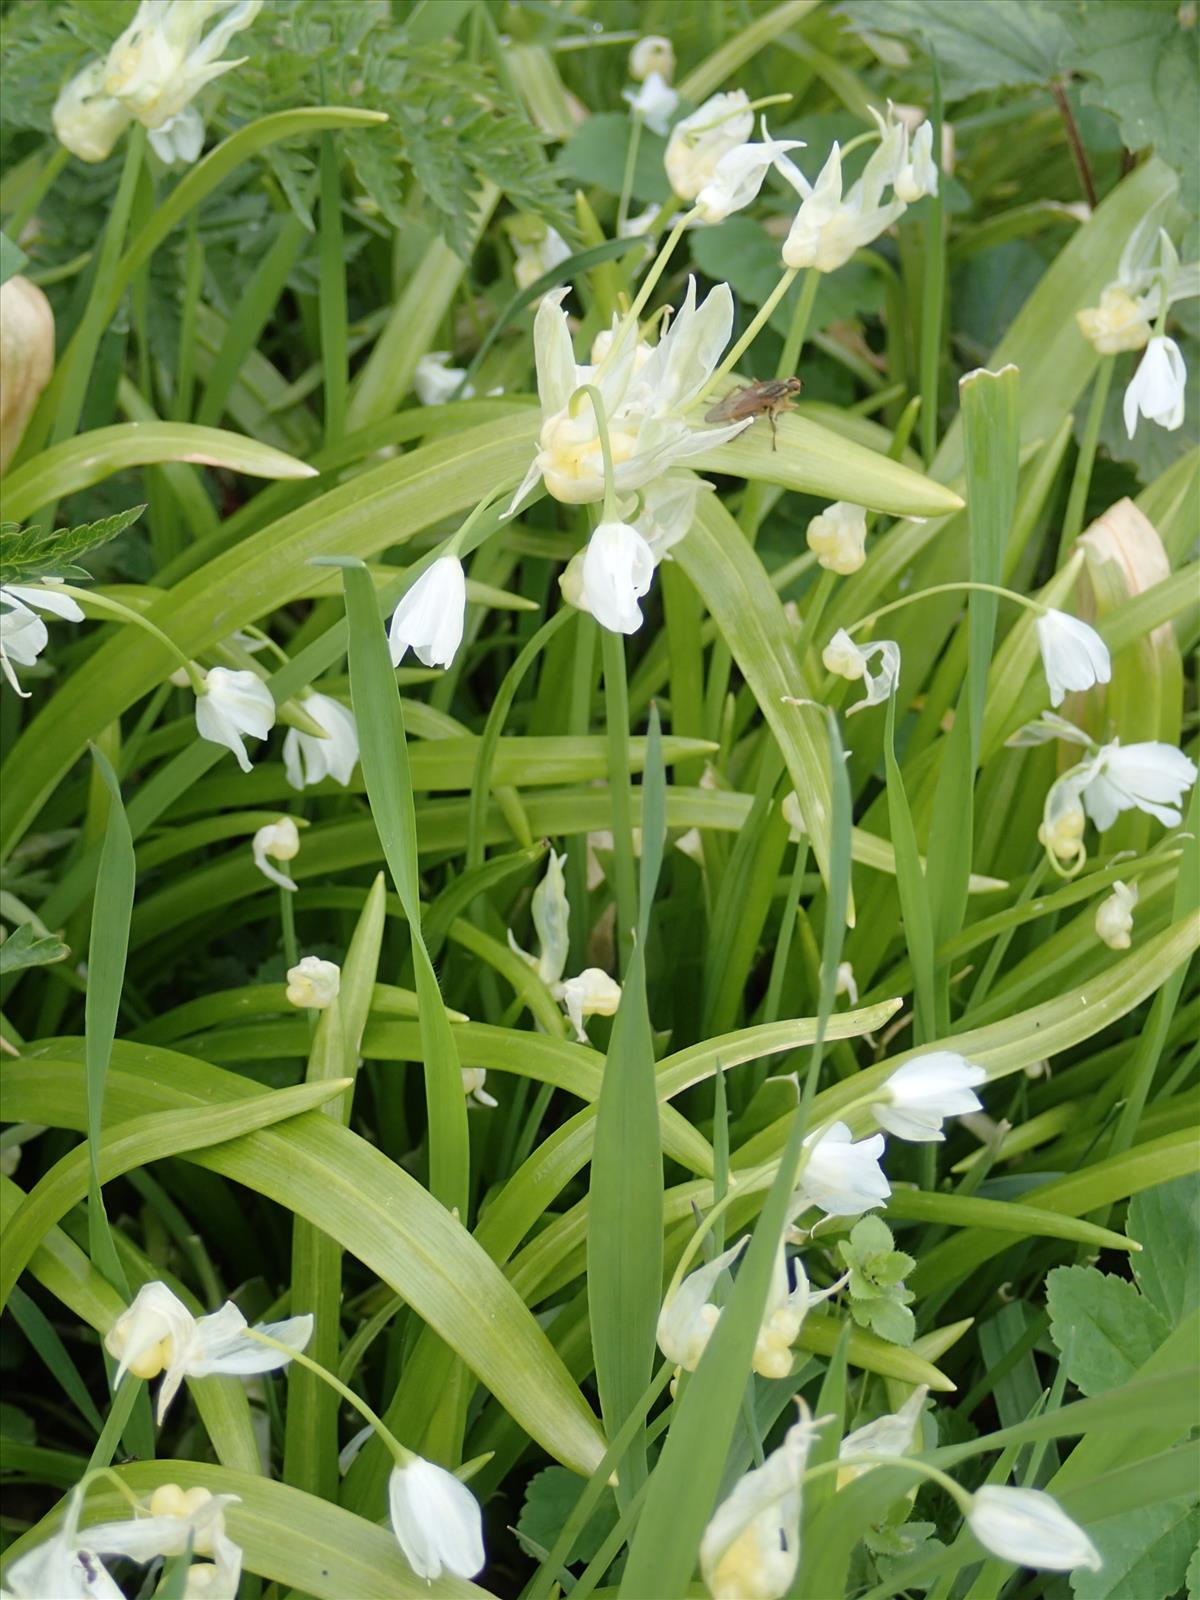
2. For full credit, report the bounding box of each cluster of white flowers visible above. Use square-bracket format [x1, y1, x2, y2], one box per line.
[53, 0, 262, 166]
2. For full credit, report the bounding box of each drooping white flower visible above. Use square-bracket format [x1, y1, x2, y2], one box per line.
[103, 1280, 312, 1424]
[1035, 610, 1111, 707]
[413, 351, 474, 406]
[754, 1248, 846, 1379]
[1123, 335, 1187, 437]
[835, 961, 858, 1006]
[837, 1385, 929, 1484]
[512, 225, 573, 295]
[795, 1121, 890, 1217]
[1039, 734, 1197, 873]
[1076, 286, 1153, 355]
[282, 691, 359, 789]
[83, 1484, 243, 1600]
[776, 122, 907, 273]
[822, 628, 901, 715]
[630, 35, 675, 83]
[510, 277, 752, 511]
[251, 817, 300, 892]
[872, 1052, 987, 1142]
[388, 556, 467, 670]
[52, 59, 134, 163]
[624, 72, 679, 137]
[194, 667, 275, 772]
[101, 0, 263, 165]
[286, 956, 340, 1010]
[570, 520, 658, 634]
[664, 91, 754, 201]
[1095, 879, 1138, 950]
[694, 119, 804, 225]
[966, 1486, 1102, 1572]
[806, 502, 868, 575]
[699, 1407, 825, 1600]
[387, 1457, 485, 1582]
[553, 967, 622, 1040]
[893, 118, 937, 203]
[657, 1238, 744, 1372]
[0, 1484, 123, 1599]
[0, 583, 84, 696]
[507, 850, 570, 986]
[462, 1067, 498, 1109]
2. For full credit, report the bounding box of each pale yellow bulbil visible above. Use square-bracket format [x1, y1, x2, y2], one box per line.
[0, 276, 54, 472]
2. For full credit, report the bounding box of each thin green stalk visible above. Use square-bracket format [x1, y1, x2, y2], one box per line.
[173, 213, 204, 421]
[5, 144, 68, 240]
[280, 886, 298, 971]
[616, 113, 643, 237]
[1058, 355, 1114, 560]
[919, 56, 945, 466]
[602, 627, 637, 974]
[775, 266, 821, 379]
[318, 132, 348, 447]
[700, 267, 799, 402]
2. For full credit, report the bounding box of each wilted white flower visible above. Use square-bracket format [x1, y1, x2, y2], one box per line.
[194, 667, 275, 772]
[568, 520, 658, 634]
[282, 691, 359, 790]
[510, 277, 751, 511]
[1076, 286, 1153, 355]
[656, 1238, 742, 1372]
[83, 1484, 243, 1600]
[251, 817, 300, 892]
[286, 956, 340, 1010]
[388, 556, 467, 670]
[892, 118, 937, 203]
[699, 1407, 825, 1600]
[630, 35, 675, 83]
[1038, 781, 1088, 874]
[52, 59, 133, 163]
[665, 90, 754, 201]
[462, 1067, 498, 1108]
[512, 225, 573, 294]
[755, 1249, 846, 1378]
[104, 1280, 311, 1424]
[1035, 610, 1111, 707]
[413, 351, 474, 406]
[838, 1386, 929, 1484]
[624, 72, 678, 137]
[966, 1486, 1102, 1572]
[806, 502, 868, 575]
[0, 584, 84, 697]
[795, 1121, 890, 1217]
[835, 961, 858, 1006]
[776, 122, 907, 272]
[0, 1484, 123, 1599]
[1123, 335, 1187, 438]
[872, 1052, 987, 1142]
[387, 1457, 485, 1582]
[694, 119, 804, 225]
[1095, 879, 1138, 949]
[507, 850, 570, 986]
[822, 628, 901, 715]
[553, 967, 622, 1040]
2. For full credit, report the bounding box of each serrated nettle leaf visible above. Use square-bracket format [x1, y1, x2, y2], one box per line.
[0, 920, 69, 974]
[0, 505, 146, 585]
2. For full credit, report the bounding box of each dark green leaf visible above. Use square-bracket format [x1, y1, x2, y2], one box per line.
[1047, 1264, 1170, 1395]
[0, 920, 68, 975]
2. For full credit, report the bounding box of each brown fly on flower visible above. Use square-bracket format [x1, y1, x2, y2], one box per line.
[705, 376, 802, 450]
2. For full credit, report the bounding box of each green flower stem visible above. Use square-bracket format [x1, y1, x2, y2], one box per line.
[447, 486, 506, 558]
[699, 267, 799, 404]
[847, 578, 1058, 638]
[802, 1450, 970, 1510]
[46, 583, 205, 693]
[775, 266, 821, 380]
[244, 1326, 412, 1469]
[616, 113, 644, 237]
[1058, 355, 1114, 560]
[621, 207, 697, 334]
[571, 383, 618, 521]
[6, 145, 68, 241]
[280, 885, 299, 972]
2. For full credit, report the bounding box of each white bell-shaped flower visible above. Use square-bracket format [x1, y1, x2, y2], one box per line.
[102, 0, 262, 165]
[1095, 879, 1137, 950]
[387, 1457, 485, 1582]
[52, 59, 133, 163]
[1076, 286, 1153, 355]
[252, 816, 300, 892]
[286, 956, 340, 1010]
[512, 224, 573, 294]
[462, 1067, 498, 1108]
[0, 1485, 124, 1599]
[553, 967, 622, 1040]
[838, 1385, 929, 1484]
[872, 1052, 987, 1142]
[83, 1484, 243, 1600]
[388, 556, 467, 670]
[795, 1121, 890, 1217]
[507, 850, 570, 986]
[194, 667, 275, 772]
[806, 502, 868, 575]
[104, 1280, 311, 1424]
[776, 120, 907, 273]
[1077, 738, 1197, 831]
[664, 91, 754, 201]
[966, 1486, 1102, 1572]
[694, 119, 804, 225]
[624, 72, 678, 137]
[630, 35, 675, 83]
[699, 1407, 825, 1600]
[413, 352, 474, 406]
[822, 628, 901, 715]
[510, 277, 752, 512]
[1123, 335, 1187, 438]
[657, 1238, 744, 1372]
[0, 583, 85, 696]
[569, 520, 658, 634]
[1035, 610, 1111, 707]
[282, 691, 359, 790]
[893, 118, 937, 203]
